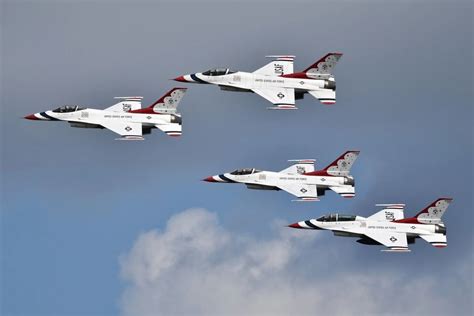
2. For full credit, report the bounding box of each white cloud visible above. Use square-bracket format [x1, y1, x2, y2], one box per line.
[119, 208, 472, 316]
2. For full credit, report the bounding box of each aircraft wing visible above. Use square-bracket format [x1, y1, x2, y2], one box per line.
[101, 121, 142, 137]
[252, 87, 296, 110]
[276, 183, 318, 201]
[364, 231, 410, 252]
[155, 123, 182, 137]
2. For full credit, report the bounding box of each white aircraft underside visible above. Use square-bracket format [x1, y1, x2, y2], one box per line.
[289, 198, 453, 252]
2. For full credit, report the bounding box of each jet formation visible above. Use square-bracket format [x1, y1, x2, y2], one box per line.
[23, 52, 453, 252]
[174, 53, 342, 109]
[203, 151, 359, 201]
[288, 198, 453, 252]
[24, 88, 187, 140]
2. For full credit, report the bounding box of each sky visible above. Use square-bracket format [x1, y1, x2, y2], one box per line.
[1, 1, 473, 315]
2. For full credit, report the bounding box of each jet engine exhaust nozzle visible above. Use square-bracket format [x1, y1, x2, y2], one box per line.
[324, 80, 336, 91]
[435, 225, 447, 235]
[344, 176, 355, 186]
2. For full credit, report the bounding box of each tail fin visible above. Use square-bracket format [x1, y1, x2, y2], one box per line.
[413, 198, 453, 224]
[303, 53, 342, 79]
[304, 151, 359, 176]
[320, 150, 359, 176]
[130, 88, 187, 114]
[105, 96, 143, 112]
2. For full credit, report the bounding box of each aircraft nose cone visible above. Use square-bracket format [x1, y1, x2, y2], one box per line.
[24, 114, 39, 120]
[202, 176, 217, 182]
[173, 76, 187, 82]
[288, 222, 302, 229]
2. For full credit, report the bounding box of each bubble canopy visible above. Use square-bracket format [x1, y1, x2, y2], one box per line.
[316, 214, 356, 222]
[230, 168, 261, 175]
[52, 105, 84, 113]
[202, 68, 236, 76]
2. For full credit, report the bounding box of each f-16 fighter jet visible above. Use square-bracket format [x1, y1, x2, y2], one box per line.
[174, 53, 342, 109]
[24, 88, 187, 140]
[288, 198, 453, 252]
[203, 151, 359, 201]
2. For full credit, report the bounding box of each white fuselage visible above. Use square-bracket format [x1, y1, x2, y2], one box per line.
[302, 218, 440, 237]
[35, 108, 176, 127]
[226, 171, 346, 188]
[187, 71, 328, 92]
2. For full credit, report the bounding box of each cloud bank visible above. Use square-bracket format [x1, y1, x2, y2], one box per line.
[119, 208, 472, 316]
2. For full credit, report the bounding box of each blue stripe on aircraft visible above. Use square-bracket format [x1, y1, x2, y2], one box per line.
[219, 174, 236, 183]
[190, 74, 209, 84]
[40, 112, 59, 120]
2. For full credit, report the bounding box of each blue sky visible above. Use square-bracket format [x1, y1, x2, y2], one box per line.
[1, 1, 473, 315]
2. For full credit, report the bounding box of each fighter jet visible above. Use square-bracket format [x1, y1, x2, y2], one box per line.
[174, 53, 342, 110]
[288, 198, 453, 252]
[24, 88, 187, 140]
[203, 151, 359, 201]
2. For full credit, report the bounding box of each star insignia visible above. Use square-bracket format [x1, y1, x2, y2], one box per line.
[277, 92, 285, 99]
[125, 126, 132, 132]
[300, 188, 308, 193]
[389, 236, 397, 242]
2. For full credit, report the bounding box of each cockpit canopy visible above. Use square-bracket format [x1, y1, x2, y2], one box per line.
[317, 214, 356, 222]
[202, 68, 236, 76]
[52, 105, 84, 113]
[230, 168, 261, 175]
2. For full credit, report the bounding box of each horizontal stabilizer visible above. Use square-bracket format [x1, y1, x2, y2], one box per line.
[156, 123, 182, 137]
[308, 89, 336, 105]
[329, 186, 355, 198]
[419, 233, 447, 248]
